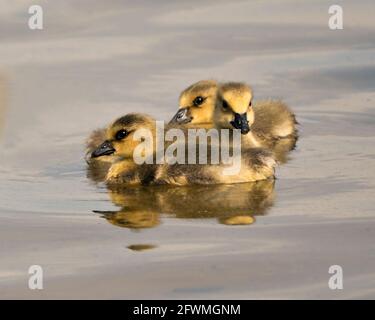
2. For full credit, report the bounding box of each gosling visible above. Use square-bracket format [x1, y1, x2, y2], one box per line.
[170, 80, 218, 128]
[170, 80, 298, 162]
[215, 82, 298, 149]
[171, 80, 297, 142]
[90, 113, 276, 185]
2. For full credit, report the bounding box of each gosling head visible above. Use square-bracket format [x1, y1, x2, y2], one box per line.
[214, 82, 254, 135]
[169, 80, 218, 125]
[91, 113, 156, 159]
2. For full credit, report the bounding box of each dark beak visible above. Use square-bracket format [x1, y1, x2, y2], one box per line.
[230, 112, 250, 134]
[91, 140, 115, 158]
[169, 108, 192, 124]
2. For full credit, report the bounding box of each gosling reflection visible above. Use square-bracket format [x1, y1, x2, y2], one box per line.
[219, 215, 255, 226]
[127, 244, 157, 251]
[96, 209, 160, 229]
[94, 179, 275, 229]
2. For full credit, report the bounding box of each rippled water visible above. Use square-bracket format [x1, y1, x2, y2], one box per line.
[1, 0, 375, 299]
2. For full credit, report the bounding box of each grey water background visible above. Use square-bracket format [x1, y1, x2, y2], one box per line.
[0, 0, 375, 298]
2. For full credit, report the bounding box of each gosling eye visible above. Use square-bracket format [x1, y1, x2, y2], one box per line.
[193, 96, 205, 107]
[115, 129, 129, 140]
[222, 100, 230, 111]
[249, 100, 252, 107]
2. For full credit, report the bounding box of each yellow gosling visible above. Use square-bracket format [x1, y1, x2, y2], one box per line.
[90, 113, 276, 185]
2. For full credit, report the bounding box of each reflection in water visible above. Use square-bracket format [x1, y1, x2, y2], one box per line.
[92, 179, 275, 229]
[97, 208, 160, 229]
[219, 215, 255, 226]
[127, 244, 158, 251]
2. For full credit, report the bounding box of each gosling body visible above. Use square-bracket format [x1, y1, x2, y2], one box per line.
[89, 113, 275, 186]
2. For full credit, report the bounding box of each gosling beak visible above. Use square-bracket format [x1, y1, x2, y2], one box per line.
[169, 108, 192, 124]
[91, 140, 115, 158]
[230, 112, 250, 134]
